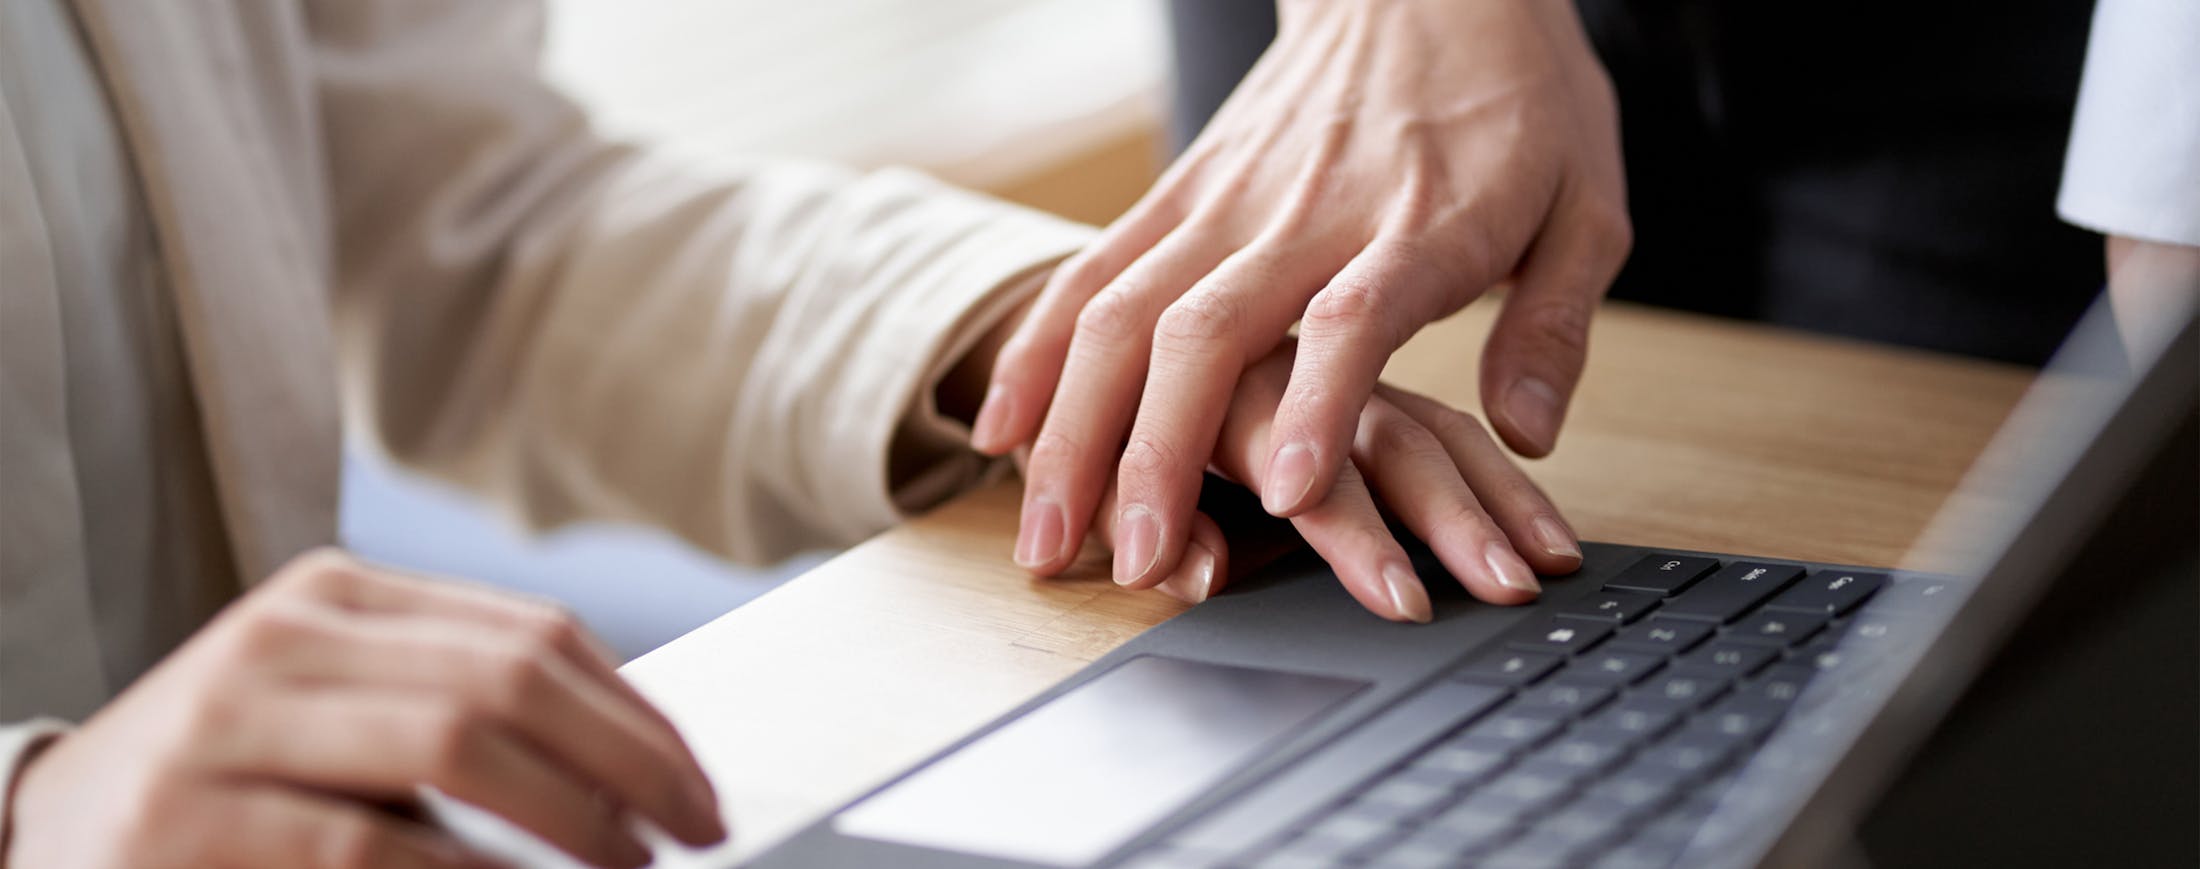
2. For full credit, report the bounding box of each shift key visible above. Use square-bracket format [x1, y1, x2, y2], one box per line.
[1656, 562, 1804, 623]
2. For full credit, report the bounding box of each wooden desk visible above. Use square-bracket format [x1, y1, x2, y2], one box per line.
[624, 302, 2032, 866]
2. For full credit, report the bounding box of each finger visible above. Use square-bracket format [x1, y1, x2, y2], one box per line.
[1288, 461, 1433, 623]
[1382, 386, 1584, 576]
[1348, 397, 1542, 606]
[1264, 240, 1469, 518]
[1201, 345, 1425, 619]
[1154, 512, 1229, 605]
[1479, 189, 1629, 457]
[197, 786, 491, 869]
[1091, 480, 1229, 604]
[276, 554, 677, 752]
[971, 192, 1188, 454]
[1113, 242, 1314, 586]
[1014, 228, 1231, 575]
[218, 691, 653, 869]
[256, 604, 724, 846]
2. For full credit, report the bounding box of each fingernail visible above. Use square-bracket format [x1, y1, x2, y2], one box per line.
[1534, 515, 1582, 561]
[1015, 498, 1066, 568]
[1485, 540, 1542, 594]
[1159, 542, 1218, 603]
[1506, 377, 1563, 452]
[1382, 563, 1433, 623]
[1262, 442, 1318, 515]
[970, 384, 1011, 452]
[1115, 505, 1162, 586]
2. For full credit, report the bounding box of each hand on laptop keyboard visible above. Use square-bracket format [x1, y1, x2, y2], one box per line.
[1023, 338, 1581, 621]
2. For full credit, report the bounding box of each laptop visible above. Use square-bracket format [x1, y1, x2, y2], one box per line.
[750, 297, 2197, 869]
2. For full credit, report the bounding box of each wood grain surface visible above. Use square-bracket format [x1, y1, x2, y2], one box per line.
[625, 300, 2034, 866]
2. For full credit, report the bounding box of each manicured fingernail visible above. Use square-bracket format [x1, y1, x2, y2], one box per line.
[1262, 442, 1318, 515]
[1115, 505, 1162, 586]
[1015, 498, 1066, 568]
[1486, 540, 1542, 594]
[1506, 377, 1563, 451]
[1382, 563, 1433, 623]
[970, 384, 1011, 452]
[1534, 516, 1582, 561]
[1159, 542, 1218, 603]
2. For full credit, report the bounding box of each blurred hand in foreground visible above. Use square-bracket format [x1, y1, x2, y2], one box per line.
[6, 550, 725, 869]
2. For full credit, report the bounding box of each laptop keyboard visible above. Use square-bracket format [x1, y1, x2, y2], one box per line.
[1124, 554, 1953, 869]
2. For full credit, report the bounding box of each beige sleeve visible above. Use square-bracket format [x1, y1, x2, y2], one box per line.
[0, 719, 68, 852]
[307, 2, 1092, 563]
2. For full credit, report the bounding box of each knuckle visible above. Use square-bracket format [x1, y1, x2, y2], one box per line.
[1154, 293, 1239, 349]
[1051, 250, 1108, 292]
[1365, 416, 1446, 466]
[271, 547, 356, 597]
[1073, 287, 1145, 345]
[1425, 404, 1494, 445]
[420, 703, 484, 780]
[1029, 429, 1086, 466]
[1303, 278, 1384, 335]
[1583, 205, 1635, 263]
[1519, 299, 1594, 359]
[486, 645, 550, 715]
[1118, 435, 1184, 486]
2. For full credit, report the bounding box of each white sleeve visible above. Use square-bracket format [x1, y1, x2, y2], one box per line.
[2057, 0, 2200, 247]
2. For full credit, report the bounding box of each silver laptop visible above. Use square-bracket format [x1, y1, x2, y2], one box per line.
[752, 296, 2197, 869]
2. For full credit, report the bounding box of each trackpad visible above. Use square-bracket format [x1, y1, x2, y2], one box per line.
[833, 655, 1367, 866]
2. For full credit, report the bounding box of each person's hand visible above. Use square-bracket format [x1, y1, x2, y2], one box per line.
[4, 550, 725, 869]
[1064, 339, 1581, 621]
[970, 0, 1628, 589]
[2104, 235, 2200, 360]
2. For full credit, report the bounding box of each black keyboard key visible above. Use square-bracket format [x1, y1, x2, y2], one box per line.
[1605, 555, 1720, 596]
[1607, 619, 1715, 655]
[1736, 664, 1817, 707]
[1250, 836, 1365, 869]
[1589, 765, 1687, 813]
[1656, 562, 1805, 622]
[1524, 731, 1633, 775]
[1480, 767, 1577, 812]
[1580, 698, 1685, 743]
[1369, 826, 1488, 869]
[1556, 590, 1662, 625]
[1425, 801, 1521, 839]
[1515, 682, 1616, 719]
[1459, 713, 1564, 749]
[1874, 575, 1962, 614]
[1725, 610, 1828, 648]
[1358, 771, 1459, 814]
[1634, 671, 1732, 710]
[1409, 743, 1511, 785]
[1639, 732, 1748, 776]
[1686, 699, 1784, 741]
[1300, 812, 1403, 854]
[1455, 650, 1564, 686]
[1765, 570, 1887, 616]
[1559, 650, 1667, 687]
[1533, 797, 1638, 847]
[1504, 618, 1614, 656]
[1483, 831, 1595, 869]
[1672, 641, 1779, 679]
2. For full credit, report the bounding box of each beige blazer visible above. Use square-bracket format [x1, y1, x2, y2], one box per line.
[0, 0, 1091, 829]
